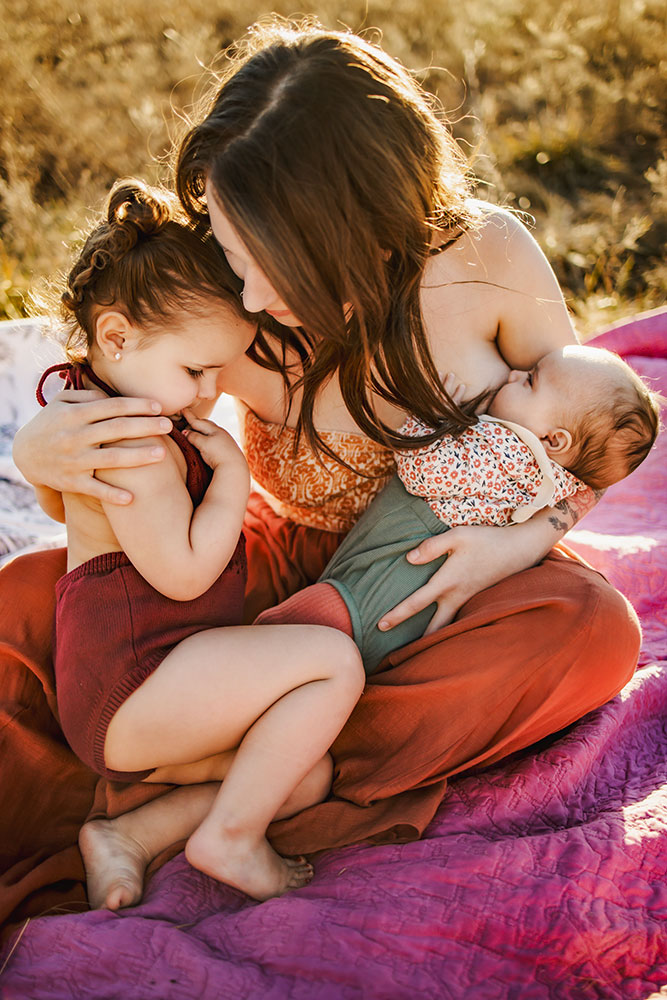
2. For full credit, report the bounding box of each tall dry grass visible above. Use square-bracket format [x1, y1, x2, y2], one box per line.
[1, 0, 665, 332]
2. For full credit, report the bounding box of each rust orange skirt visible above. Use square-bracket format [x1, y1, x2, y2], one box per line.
[0, 492, 640, 931]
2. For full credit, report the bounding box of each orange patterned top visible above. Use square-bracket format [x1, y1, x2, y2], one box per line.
[241, 405, 396, 533]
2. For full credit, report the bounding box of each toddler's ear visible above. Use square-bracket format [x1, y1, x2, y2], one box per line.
[94, 309, 137, 360]
[542, 427, 573, 459]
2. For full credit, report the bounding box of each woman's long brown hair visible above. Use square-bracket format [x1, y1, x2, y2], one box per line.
[176, 18, 482, 462]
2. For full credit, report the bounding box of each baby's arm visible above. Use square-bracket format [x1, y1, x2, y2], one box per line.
[98, 415, 249, 601]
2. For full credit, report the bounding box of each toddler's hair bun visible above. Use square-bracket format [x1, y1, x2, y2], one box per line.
[58, 179, 178, 341]
[106, 180, 173, 249]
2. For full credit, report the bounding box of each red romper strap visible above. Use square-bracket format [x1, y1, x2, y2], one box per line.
[36, 363, 74, 407]
[36, 362, 119, 406]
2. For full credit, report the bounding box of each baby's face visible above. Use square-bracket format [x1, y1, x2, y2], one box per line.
[488, 346, 609, 438]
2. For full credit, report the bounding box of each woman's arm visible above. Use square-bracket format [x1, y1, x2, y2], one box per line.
[12, 390, 172, 506]
[98, 415, 250, 601]
[379, 487, 599, 633]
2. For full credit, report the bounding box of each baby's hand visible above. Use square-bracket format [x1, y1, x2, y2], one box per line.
[181, 411, 246, 472]
[442, 372, 467, 405]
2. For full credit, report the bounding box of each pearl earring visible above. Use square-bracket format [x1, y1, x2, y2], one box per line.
[114, 352, 121, 360]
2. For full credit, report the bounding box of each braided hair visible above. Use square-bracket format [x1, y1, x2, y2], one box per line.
[60, 178, 246, 361]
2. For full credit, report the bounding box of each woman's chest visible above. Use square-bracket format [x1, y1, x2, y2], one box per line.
[222, 283, 512, 432]
[222, 351, 373, 434]
[420, 270, 510, 399]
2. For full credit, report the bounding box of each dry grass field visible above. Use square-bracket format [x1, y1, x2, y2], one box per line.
[1, 0, 665, 333]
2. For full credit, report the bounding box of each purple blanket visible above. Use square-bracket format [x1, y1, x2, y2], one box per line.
[1, 312, 666, 999]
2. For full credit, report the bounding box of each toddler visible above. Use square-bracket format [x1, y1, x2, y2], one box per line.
[37, 179, 364, 903]
[257, 344, 661, 671]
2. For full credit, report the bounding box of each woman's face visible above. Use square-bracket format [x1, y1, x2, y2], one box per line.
[205, 180, 302, 328]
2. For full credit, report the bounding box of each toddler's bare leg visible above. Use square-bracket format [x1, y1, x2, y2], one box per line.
[148, 750, 236, 786]
[80, 755, 333, 910]
[101, 624, 363, 900]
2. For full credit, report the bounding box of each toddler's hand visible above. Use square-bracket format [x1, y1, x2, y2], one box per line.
[181, 411, 247, 473]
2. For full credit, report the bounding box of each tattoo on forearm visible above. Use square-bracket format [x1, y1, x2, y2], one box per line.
[549, 487, 605, 533]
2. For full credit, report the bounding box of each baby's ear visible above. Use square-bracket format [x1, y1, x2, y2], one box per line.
[541, 427, 573, 459]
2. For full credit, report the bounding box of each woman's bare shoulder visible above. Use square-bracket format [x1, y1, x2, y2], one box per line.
[426, 200, 578, 367]
[433, 201, 545, 280]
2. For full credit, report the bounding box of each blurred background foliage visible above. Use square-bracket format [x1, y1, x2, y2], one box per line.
[1, 0, 665, 333]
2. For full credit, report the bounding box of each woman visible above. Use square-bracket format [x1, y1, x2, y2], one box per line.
[5, 20, 639, 916]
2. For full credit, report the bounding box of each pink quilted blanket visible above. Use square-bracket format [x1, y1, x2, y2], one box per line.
[1, 311, 665, 999]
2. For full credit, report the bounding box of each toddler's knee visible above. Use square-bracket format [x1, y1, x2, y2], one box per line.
[332, 631, 366, 696]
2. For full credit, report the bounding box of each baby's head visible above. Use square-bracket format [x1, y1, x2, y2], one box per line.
[58, 179, 255, 415]
[488, 345, 661, 489]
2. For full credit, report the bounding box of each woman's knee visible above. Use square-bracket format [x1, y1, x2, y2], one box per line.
[523, 558, 641, 704]
[574, 566, 640, 693]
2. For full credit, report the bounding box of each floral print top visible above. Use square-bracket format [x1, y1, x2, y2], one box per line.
[395, 414, 586, 527]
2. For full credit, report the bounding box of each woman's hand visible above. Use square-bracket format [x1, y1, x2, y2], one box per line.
[13, 390, 172, 505]
[378, 514, 567, 634]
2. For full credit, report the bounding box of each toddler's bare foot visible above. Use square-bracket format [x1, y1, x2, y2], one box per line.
[185, 822, 313, 901]
[79, 819, 151, 910]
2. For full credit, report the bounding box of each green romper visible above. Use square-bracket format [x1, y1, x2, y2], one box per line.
[319, 474, 449, 674]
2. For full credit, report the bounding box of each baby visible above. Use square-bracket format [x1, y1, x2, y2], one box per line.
[398, 343, 657, 523]
[257, 344, 661, 672]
